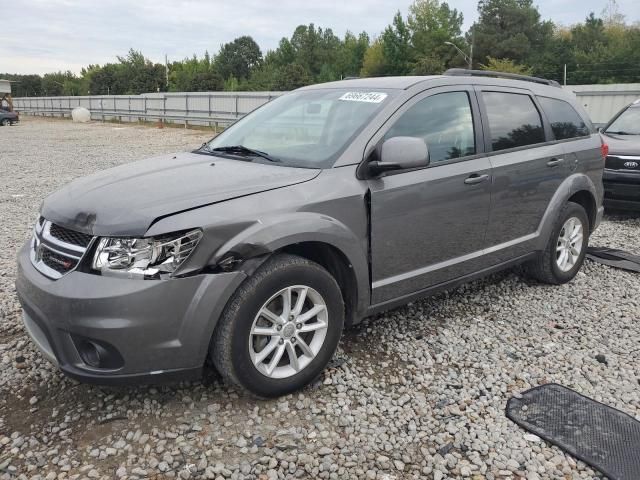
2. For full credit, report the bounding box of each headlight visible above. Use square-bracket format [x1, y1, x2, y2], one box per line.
[92, 229, 202, 279]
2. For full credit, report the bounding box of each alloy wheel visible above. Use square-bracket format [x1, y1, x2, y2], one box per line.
[556, 216, 584, 272]
[249, 285, 328, 379]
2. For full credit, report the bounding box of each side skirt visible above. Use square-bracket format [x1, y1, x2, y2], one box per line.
[364, 252, 537, 318]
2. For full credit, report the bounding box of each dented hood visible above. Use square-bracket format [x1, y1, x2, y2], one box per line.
[42, 151, 320, 236]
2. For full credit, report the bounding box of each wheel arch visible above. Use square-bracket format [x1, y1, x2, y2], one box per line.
[567, 190, 597, 232]
[208, 213, 370, 326]
[536, 173, 600, 249]
[277, 241, 360, 327]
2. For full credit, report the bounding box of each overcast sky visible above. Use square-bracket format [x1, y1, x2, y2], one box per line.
[2, 0, 639, 75]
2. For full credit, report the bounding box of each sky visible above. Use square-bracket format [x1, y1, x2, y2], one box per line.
[1, 0, 639, 75]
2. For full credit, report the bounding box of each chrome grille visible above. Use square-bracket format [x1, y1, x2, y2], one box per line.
[30, 219, 94, 279]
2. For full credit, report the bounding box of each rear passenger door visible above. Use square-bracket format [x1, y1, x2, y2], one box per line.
[476, 87, 568, 262]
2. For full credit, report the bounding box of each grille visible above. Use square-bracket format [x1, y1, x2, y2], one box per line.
[49, 223, 93, 247]
[41, 248, 78, 274]
[606, 155, 640, 171]
[31, 218, 94, 279]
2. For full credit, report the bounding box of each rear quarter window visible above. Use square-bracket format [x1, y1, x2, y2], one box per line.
[538, 96, 590, 140]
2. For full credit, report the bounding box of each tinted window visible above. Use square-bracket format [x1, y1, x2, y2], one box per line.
[538, 96, 589, 139]
[483, 92, 545, 151]
[385, 92, 475, 163]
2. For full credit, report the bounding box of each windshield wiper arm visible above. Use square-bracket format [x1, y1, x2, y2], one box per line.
[209, 145, 281, 162]
[605, 130, 635, 135]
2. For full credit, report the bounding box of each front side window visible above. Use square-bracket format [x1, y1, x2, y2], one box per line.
[206, 89, 395, 168]
[384, 91, 476, 163]
[538, 96, 590, 140]
[605, 105, 640, 135]
[483, 91, 545, 151]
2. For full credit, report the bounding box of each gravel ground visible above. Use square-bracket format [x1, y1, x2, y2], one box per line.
[1, 116, 639, 480]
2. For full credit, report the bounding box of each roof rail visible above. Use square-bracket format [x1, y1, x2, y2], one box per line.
[444, 68, 561, 87]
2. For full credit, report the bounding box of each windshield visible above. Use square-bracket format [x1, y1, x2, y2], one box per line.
[205, 89, 396, 168]
[605, 105, 640, 135]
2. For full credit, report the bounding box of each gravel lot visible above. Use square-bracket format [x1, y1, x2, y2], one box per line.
[1, 116, 639, 480]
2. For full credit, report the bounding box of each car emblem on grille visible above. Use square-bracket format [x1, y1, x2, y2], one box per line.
[624, 161, 639, 168]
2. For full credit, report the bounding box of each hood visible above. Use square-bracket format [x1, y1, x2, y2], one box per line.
[601, 132, 640, 156]
[42, 151, 320, 236]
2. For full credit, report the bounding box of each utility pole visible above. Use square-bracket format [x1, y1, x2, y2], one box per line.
[563, 64, 567, 86]
[165, 54, 169, 90]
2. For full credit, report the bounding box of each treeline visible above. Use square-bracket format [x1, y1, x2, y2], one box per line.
[4, 0, 640, 96]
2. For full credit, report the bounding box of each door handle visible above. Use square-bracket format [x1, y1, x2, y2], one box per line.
[464, 173, 489, 185]
[547, 158, 564, 167]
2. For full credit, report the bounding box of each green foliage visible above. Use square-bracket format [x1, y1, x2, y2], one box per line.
[4, 2, 640, 96]
[470, 0, 554, 66]
[272, 64, 312, 91]
[480, 57, 534, 74]
[360, 40, 386, 77]
[409, 0, 465, 66]
[215, 36, 262, 81]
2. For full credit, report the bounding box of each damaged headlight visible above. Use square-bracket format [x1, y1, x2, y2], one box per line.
[92, 229, 202, 279]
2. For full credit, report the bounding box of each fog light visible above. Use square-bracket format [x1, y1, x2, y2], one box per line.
[73, 337, 124, 369]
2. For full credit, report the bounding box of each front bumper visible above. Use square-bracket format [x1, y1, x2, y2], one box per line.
[15, 243, 245, 384]
[603, 169, 640, 210]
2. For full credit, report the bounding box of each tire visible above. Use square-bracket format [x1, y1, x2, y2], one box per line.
[0, 119, 9, 126]
[210, 254, 344, 397]
[525, 202, 589, 284]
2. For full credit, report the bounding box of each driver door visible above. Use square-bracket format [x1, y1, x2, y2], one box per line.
[368, 86, 492, 304]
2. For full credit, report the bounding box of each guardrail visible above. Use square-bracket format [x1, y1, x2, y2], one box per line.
[13, 92, 284, 128]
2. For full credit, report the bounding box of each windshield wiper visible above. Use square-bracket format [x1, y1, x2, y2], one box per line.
[206, 145, 281, 163]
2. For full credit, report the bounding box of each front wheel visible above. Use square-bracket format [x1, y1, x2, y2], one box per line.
[0, 119, 9, 126]
[525, 202, 589, 284]
[210, 254, 344, 397]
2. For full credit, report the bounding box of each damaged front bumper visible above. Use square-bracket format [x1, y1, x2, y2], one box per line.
[15, 242, 245, 385]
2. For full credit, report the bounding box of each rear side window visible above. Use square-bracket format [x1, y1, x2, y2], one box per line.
[483, 91, 545, 151]
[538, 96, 590, 139]
[384, 91, 476, 163]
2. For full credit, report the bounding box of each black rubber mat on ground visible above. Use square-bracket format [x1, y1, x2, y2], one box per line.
[586, 246, 640, 273]
[506, 384, 640, 480]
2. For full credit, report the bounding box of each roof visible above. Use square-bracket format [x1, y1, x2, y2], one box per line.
[301, 76, 445, 90]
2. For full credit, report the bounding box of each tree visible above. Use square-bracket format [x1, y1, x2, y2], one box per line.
[480, 57, 533, 74]
[469, 0, 554, 66]
[215, 36, 262, 81]
[336, 32, 370, 78]
[409, 0, 465, 68]
[272, 64, 311, 91]
[360, 39, 386, 77]
[412, 54, 446, 74]
[380, 12, 413, 75]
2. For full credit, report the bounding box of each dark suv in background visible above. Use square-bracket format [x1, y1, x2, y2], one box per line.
[600, 99, 640, 210]
[0, 108, 19, 126]
[16, 70, 605, 397]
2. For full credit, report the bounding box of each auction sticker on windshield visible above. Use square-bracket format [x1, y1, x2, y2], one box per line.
[339, 92, 388, 103]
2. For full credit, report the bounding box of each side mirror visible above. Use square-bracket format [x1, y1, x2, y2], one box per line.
[369, 136, 430, 176]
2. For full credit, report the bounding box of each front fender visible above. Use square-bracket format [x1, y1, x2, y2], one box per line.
[208, 212, 370, 314]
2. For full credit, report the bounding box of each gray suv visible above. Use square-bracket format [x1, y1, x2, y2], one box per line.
[16, 70, 605, 397]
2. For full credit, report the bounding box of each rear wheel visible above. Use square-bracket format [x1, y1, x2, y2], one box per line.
[210, 254, 344, 397]
[0, 119, 9, 126]
[525, 202, 589, 284]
